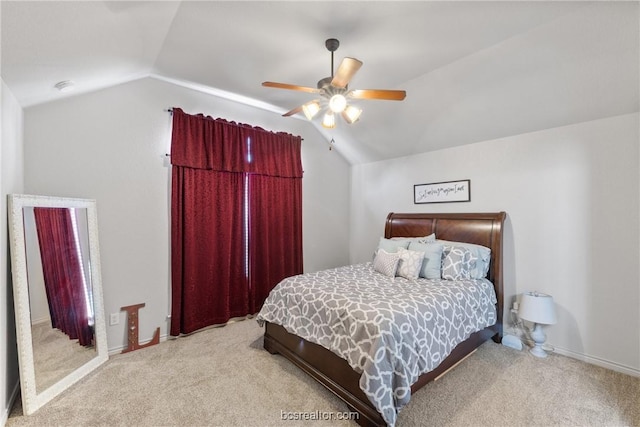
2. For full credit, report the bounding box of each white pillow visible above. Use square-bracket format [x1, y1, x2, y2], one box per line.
[396, 247, 425, 280]
[373, 249, 401, 277]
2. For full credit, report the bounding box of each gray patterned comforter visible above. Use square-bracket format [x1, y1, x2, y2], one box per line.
[256, 262, 497, 426]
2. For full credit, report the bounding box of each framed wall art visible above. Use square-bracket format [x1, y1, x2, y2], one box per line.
[414, 179, 471, 204]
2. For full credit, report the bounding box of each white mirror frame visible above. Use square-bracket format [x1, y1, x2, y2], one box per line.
[8, 194, 108, 415]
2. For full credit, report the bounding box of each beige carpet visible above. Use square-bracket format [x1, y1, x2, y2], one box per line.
[7, 319, 639, 426]
[31, 321, 96, 393]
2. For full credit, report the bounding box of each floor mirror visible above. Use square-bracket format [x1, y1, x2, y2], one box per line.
[8, 194, 108, 415]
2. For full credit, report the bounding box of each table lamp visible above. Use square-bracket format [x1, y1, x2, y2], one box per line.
[518, 291, 557, 358]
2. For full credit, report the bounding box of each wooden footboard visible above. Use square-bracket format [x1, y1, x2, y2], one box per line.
[265, 322, 499, 426]
[264, 321, 382, 426]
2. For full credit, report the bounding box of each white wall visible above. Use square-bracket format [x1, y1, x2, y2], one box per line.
[23, 77, 351, 353]
[351, 113, 639, 375]
[1, 79, 24, 424]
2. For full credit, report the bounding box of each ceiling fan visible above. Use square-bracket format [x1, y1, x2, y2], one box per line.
[262, 38, 406, 129]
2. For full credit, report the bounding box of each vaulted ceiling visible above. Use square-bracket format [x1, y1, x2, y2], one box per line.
[2, 1, 638, 164]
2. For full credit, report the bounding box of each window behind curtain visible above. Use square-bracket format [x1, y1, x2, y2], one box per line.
[169, 108, 303, 336]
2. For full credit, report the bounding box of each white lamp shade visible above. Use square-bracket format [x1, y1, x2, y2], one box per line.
[518, 292, 557, 325]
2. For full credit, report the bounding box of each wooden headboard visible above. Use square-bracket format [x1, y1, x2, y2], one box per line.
[385, 212, 507, 337]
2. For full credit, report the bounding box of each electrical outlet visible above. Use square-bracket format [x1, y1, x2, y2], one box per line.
[109, 313, 119, 326]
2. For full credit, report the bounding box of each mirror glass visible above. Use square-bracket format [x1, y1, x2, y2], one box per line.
[9, 194, 108, 415]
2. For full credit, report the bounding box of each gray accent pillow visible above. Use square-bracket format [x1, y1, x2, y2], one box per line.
[417, 233, 436, 244]
[407, 242, 444, 279]
[441, 246, 474, 280]
[373, 249, 401, 277]
[436, 239, 490, 279]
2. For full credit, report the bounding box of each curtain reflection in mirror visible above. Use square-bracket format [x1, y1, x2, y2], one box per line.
[33, 208, 94, 347]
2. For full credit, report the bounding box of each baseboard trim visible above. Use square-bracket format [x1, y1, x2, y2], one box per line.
[2, 379, 21, 427]
[107, 316, 256, 355]
[553, 346, 640, 378]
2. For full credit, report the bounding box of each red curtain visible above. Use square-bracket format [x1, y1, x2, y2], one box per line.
[34, 208, 93, 347]
[248, 174, 302, 313]
[170, 108, 303, 336]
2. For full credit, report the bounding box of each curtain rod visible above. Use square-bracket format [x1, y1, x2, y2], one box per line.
[165, 108, 304, 141]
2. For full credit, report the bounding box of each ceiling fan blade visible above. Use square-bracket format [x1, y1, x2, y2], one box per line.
[349, 89, 406, 101]
[262, 81, 320, 94]
[282, 105, 304, 117]
[331, 57, 363, 88]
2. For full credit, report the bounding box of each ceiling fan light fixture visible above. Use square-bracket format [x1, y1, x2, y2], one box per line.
[263, 38, 406, 129]
[342, 105, 362, 124]
[322, 112, 336, 129]
[302, 100, 321, 120]
[328, 94, 347, 113]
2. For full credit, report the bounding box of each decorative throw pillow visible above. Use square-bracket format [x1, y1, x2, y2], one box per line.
[415, 233, 436, 244]
[373, 249, 401, 277]
[408, 242, 444, 279]
[441, 246, 475, 280]
[436, 239, 490, 279]
[396, 247, 425, 280]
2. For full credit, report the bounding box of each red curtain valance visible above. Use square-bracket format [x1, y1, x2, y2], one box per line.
[170, 108, 303, 178]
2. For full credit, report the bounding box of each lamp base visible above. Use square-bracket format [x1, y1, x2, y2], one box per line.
[529, 344, 549, 358]
[529, 323, 550, 358]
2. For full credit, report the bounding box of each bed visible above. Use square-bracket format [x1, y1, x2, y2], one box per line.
[257, 212, 506, 426]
